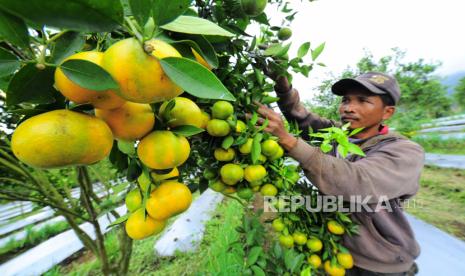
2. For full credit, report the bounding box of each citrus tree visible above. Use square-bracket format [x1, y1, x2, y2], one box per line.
[0, 0, 361, 275]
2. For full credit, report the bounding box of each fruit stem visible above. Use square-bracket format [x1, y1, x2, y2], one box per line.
[124, 17, 144, 43]
[223, 193, 248, 207]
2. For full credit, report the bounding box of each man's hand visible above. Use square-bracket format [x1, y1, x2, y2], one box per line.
[255, 102, 297, 151]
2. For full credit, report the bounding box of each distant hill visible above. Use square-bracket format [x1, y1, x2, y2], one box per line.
[442, 71, 465, 96]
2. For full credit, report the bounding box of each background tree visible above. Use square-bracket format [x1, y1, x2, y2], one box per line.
[453, 76, 465, 111]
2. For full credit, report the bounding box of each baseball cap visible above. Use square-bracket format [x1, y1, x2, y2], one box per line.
[331, 72, 401, 105]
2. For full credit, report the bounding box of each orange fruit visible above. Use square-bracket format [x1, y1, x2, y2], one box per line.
[237, 187, 254, 200]
[327, 220, 345, 235]
[95, 102, 154, 141]
[306, 237, 323, 252]
[292, 232, 307, 245]
[125, 189, 142, 212]
[222, 186, 237, 195]
[211, 101, 234, 119]
[261, 139, 280, 157]
[260, 184, 278, 196]
[138, 131, 190, 170]
[102, 38, 183, 103]
[220, 163, 244, 185]
[324, 260, 346, 276]
[137, 173, 154, 192]
[159, 97, 203, 128]
[244, 165, 267, 183]
[235, 120, 246, 133]
[239, 138, 253, 154]
[146, 181, 192, 220]
[307, 254, 322, 268]
[209, 180, 226, 192]
[279, 234, 294, 248]
[11, 110, 113, 168]
[206, 119, 231, 137]
[199, 111, 211, 129]
[337, 252, 354, 269]
[54, 51, 125, 109]
[240, 0, 267, 17]
[272, 218, 285, 232]
[125, 208, 166, 240]
[214, 148, 236, 162]
[277, 27, 292, 41]
[268, 145, 284, 161]
[192, 48, 212, 70]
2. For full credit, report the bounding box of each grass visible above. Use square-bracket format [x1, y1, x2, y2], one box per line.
[412, 135, 465, 155]
[406, 165, 465, 241]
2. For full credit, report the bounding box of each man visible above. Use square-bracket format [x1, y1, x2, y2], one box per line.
[256, 72, 423, 275]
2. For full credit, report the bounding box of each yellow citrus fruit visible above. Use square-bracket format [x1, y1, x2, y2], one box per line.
[222, 186, 237, 195]
[146, 181, 192, 220]
[54, 51, 125, 109]
[214, 148, 236, 162]
[337, 252, 354, 269]
[239, 138, 253, 154]
[211, 101, 234, 119]
[307, 254, 322, 268]
[95, 102, 154, 141]
[11, 110, 112, 168]
[268, 145, 284, 161]
[159, 97, 203, 128]
[292, 232, 307, 245]
[220, 163, 244, 185]
[257, 154, 267, 164]
[272, 218, 285, 232]
[306, 237, 323, 252]
[279, 234, 294, 248]
[192, 48, 212, 70]
[125, 208, 166, 240]
[235, 120, 246, 133]
[199, 111, 211, 129]
[209, 180, 226, 192]
[260, 184, 278, 196]
[327, 220, 345, 235]
[151, 167, 179, 182]
[261, 139, 280, 157]
[206, 119, 231, 137]
[244, 165, 267, 183]
[237, 187, 254, 200]
[138, 131, 190, 170]
[324, 260, 346, 276]
[240, 0, 267, 17]
[125, 189, 142, 212]
[102, 38, 183, 103]
[277, 27, 292, 41]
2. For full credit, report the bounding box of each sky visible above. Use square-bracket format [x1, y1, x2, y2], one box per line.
[262, 0, 465, 101]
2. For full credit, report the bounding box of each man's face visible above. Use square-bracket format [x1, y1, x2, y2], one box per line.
[338, 89, 395, 130]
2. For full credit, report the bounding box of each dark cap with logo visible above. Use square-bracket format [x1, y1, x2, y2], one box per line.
[331, 72, 401, 105]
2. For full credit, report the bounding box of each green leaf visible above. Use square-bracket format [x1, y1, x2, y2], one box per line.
[337, 144, 349, 158]
[246, 246, 262, 267]
[320, 142, 333, 153]
[107, 213, 130, 229]
[161, 16, 235, 37]
[290, 254, 305, 273]
[117, 140, 136, 157]
[6, 64, 57, 105]
[311, 42, 325, 61]
[284, 249, 295, 270]
[0, 47, 19, 77]
[60, 59, 119, 91]
[169, 36, 219, 69]
[222, 135, 234, 150]
[0, 10, 30, 50]
[300, 267, 312, 276]
[297, 42, 310, 59]
[349, 127, 364, 136]
[171, 125, 205, 137]
[152, 0, 191, 26]
[127, 158, 142, 182]
[261, 96, 279, 104]
[159, 57, 235, 101]
[263, 43, 291, 57]
[347, 143, 366, 157]
[128, 0, 152, 26]
[251, 133, 263, 165]
[49, 31, 85, 64]
[0, 0, 123, 32]
[250, 265, 266, 276]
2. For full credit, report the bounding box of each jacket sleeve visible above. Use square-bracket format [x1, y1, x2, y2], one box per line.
[276, 86, 340, 140]
[287, 138, 424, 203]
